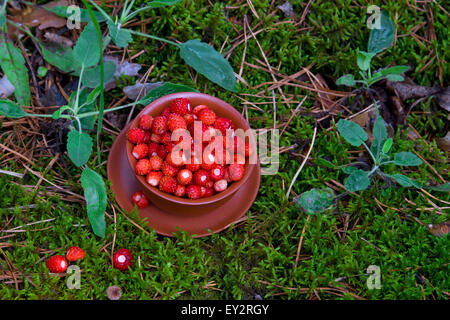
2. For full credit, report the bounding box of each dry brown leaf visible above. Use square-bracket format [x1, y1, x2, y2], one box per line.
[436, 132, 450, 152]
[427, 221, 450, 237]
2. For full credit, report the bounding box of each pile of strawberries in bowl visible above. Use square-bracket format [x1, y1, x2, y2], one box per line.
[126, 97, 255, 203]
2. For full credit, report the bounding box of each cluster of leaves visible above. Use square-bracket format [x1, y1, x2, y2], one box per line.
[336, 11, 408, 88]
[0, 0, 236, 237]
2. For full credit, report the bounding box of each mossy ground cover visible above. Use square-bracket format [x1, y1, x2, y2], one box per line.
[0, 0, 448, 299]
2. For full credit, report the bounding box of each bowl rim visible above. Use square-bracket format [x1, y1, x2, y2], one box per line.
[125, 92, 257, 206]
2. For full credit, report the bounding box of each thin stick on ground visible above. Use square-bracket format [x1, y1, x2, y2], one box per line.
[294, 215, 310, 270]
[286, 122, 318, 199]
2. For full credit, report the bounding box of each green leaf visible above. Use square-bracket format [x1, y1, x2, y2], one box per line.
[336, 74, 356, 87]
[73, 22, 101, 67]
[426, 183, 450, 192]
[373, 66, 409, 78]
[342, 166, 359, 174]
[382, 138, 393, 154]
[356, 50, 376, 71]
[37, 66, 48, 78]
[368, 10, 396, 53]
[46, 6, 107, 22]
[316, 157, 337, 169]
[385, 74, 404, 82]
[387, 173, 421, 188]
[125, 0, 183, 21]
[179, 40, 236, 92]
[71, 89, 97, 131]
[337, 119, 368, 147]
[345, 169, 371, 192]
[0, 42, 30, 106]
[294, 188, 335, 215]
[371, 115, 388, 158]
[40, 42, 80, 74]
[394, 152, 422, 166]
[0, 99, 26, 118]
[80, 167, 107, 238]
[67, 130, 93, 166]
[107, 20, 133, 48]
[52, 105, 71, 119]
[82, 61, 116, 88]
[138, 82, 198, 106]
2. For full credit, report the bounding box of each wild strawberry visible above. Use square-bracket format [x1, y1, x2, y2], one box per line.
[183, 113, 195, 126]
[46, 255, 68, 273]
[223, 167, 232, 183]
[200, 186, 207, 197]
[161, 107, 171, 118]
[127, 128, 145, 144]
[113, 249, 133, 271]
[177, 169, 193, 185]
[169, 98, 191, 115]
[139, 114, 153, 130]
[204, 188, 214, 197]
[161, 132, 172, 145]
[174, 184, 186, 197]
[142, 131, 151, 143]
[214, 117, 233, 135]
[166, 148, 187, 167]
[198, 108, 216, 125]
[161, 162, 178, 177]
[186, 184, 202, 199]
[185, 162, 201, 172]
[132, 144, 148, 160]
[214, 179, 228, 192]
[210, 164, 225, 181]
[201, 150, 216, 171]
[192, 104, 208, 116]
[135, 159, 151, 175]
[202, 126, 218, 142]
[159, 176, 177, 194]
[234, 154, 246, 165]
[167, 114, 187, 132]
[205, 180, 214, 189]
[131, 191, 149, 208]
[228, 164, 245, 181]
[194, 169, 210, 186]
[148, 143, 159, 157]
[150, 133, 162, 143]
[156, 145, 167, 159]
[66, 246, 85, 262]
[152, 116, 167, 134]
[146, 171, 162, 187]
[149, 155, 163, 171]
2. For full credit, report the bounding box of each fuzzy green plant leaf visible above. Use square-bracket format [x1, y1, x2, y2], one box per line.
[82, 61, 116, 88]
[345, 169, 371, 192]
[336, 74, 356, 87]
[426, 183, 450, 192]
[368, 10, 395, 53]
[107, 20, 132, 48]
[0, 99, 26, 118]
[385, 74, 404, 82]
[342, 166, 359, 174]
[337, 119, 368, 147]
[373, 66, 409, 79]
[80, 167, 106, 238]
[40, 43, 80, 74]
[371, 115, 388, 158]
[179, 40, 236, 92]
[356, 50, 375, 71]
[316, 157, 337, 169]
[46, 6, 107, 22]
[294, 188, 335, 214]
[67, 130, 93, 167]
[0, 42, 30, 106]
[73, 22, 101, 67]
[387, 173, 422, 188]
[138, 82, 198, 106]
[382, 138, 393, 154]
[394, 152, 423, 166]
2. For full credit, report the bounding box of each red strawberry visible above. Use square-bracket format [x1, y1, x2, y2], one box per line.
[174, 184, 186, 197]
[149, 155, 163, 171]
[139, 115, 153, 130]
[177, 169, 193, 185]
[160, 132, 172, 145]
[161, 107, 171, 118]
[185, 162, 201, 172]
[161, 162, 178, 177]
[201, 150, 216, 171]
[200, 186, 207, 197]
[194, 169, 210, 186]
[167, 114, 187, 132]
[146, 171, 162, 187]
[198, 108, 216, 125]
[152, 116, 167, 134]
[159, 176, 177, 193]
[66, 246, 85, 262]
[148, 142, 159, 157]
[214, 179, 228, 192]
[131, 191, 149, 208]
[183, 113, 195, 126]
[205, 180, 214, 189]
[210, 164, 225, 181]
[156, 144, 167, 159]
[150, 133, 162, 144]
[142, 131, 151, 143]
[223, 167, 232, 183]
[214, 117, 233, 135]
[192, 104, 208, 116]
[46, 255, 68, 273]
[204, 188, 214, 197]
[135, 159, 151, 175]
[132, 144, 148, 160]
[127, 128, 146, 144]
[113, 249, 133, 271]
[228, 164, 245, 181]
[186, 184, 202, 199]
[169, 98, 191, 115]
[234, 153, 246, 165]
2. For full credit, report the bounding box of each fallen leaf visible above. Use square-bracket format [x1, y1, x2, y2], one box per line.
[277, 1, 296, 19]
[123, 82, 164, 100]
[436, 131, 450, 152]
[427, 221, 449, 237]
[435, 87, 450, 112]
[0, 75, 15, 99]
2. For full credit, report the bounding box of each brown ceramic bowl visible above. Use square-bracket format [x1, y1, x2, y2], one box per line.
[126, 92, 257, 214]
